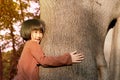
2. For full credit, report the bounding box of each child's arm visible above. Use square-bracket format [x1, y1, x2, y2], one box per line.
[27, 41, 84, 67]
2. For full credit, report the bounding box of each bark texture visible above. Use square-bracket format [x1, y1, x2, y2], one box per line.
[39, 0, 120, 80]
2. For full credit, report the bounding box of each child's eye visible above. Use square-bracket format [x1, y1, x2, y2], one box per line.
[33, 30, 42, 34]
[33, 31, 37, 33]
[35, 31, 38, 33]
[34, 30, 39, 33]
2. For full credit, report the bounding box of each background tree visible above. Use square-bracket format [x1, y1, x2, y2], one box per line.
[0, 1, 5, 80]
[0, 0, 40, 80]
[0, 47, 3, 80]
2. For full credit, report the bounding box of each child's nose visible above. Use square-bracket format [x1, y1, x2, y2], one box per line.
[38, 33, 42, 37]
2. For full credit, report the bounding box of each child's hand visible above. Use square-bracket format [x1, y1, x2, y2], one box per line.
[70, 51, 84, 63]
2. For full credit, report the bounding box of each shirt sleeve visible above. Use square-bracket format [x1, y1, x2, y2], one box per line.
[27, 41, 72, 67]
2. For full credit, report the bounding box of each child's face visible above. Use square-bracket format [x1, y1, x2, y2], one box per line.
[31, 30, 43, 43]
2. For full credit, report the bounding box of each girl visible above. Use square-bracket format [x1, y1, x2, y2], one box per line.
[13, 19, 84, 80]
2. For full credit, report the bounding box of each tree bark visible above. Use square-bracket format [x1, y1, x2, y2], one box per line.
[39, 0, 109, 80]
[0, 47, 3, 80]
[0, 0, 4, 80]
[9, 24, 17, 80]
[109, 17, 120, 80]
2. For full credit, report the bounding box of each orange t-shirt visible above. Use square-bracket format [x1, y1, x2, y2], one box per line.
[13, 40, 72, 80]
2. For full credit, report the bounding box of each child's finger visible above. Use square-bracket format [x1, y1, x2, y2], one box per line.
[71, 50, 77, 54]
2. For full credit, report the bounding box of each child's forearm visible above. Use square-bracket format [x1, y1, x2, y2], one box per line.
[39, 53, 72, 67]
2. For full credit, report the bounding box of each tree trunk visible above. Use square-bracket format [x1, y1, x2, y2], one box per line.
[39, 0, 109, 80]
[109, 17, 120, 80]
[9, 25, 17, 80]
[0, 47, 3, 80]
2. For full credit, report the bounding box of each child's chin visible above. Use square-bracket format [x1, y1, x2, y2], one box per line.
[34, 40, 40, 43]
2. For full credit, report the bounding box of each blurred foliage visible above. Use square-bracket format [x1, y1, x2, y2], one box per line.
[0, 0, 40, 80]
[2, 43, 24, 80]
[2, 51, 12, 79]
[0, 0, 22, 29]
